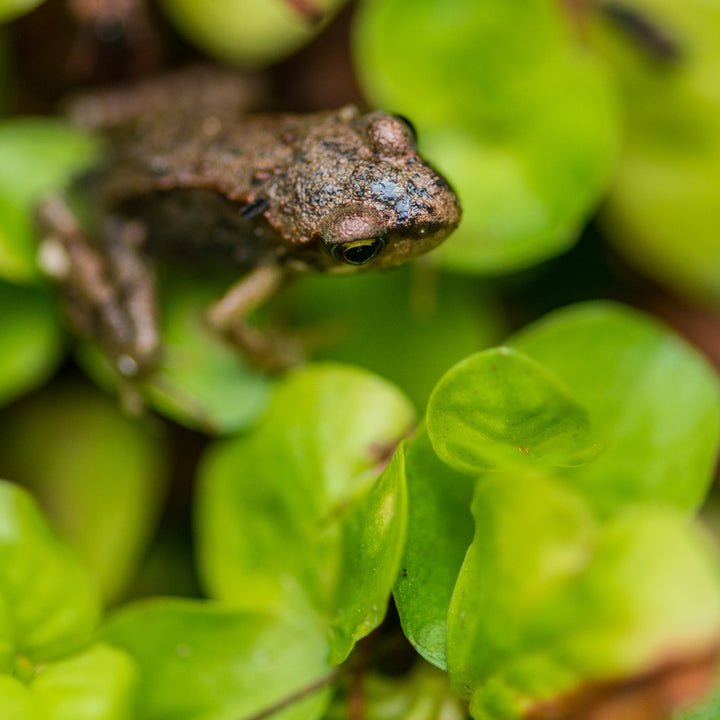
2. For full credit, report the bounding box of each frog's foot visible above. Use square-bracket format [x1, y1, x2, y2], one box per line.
[36, 194, 161, 379]
[207, 264, 303, 373]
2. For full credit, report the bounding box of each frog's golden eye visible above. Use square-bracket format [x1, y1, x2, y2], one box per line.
[332, 237, 386, 265]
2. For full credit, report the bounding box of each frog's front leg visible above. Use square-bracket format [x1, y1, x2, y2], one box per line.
[36, 194, 160, 378]
[207, 264, 303, 372]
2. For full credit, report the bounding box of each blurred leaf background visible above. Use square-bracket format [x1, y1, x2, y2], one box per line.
[0, 0, 720, 719]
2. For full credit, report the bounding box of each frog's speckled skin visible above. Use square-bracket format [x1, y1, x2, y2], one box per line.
[40, 70, 461, 379]
[99, 105, 461, 272]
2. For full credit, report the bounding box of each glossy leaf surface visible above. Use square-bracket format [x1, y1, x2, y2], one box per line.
[392, 427, 475, 670]
[511, 302, 720, 515]
[103, 599, 331, 720]
[197, 364, 414, 663]
[426, 347, 593, 474]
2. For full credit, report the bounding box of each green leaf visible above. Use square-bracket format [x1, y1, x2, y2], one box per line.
[159, 0, 348, 68]
[0, 380, 168, 604]
[447, 473, 720, 720]
[0, 481, 100, 663]
[197, 364, 414, 663]
[354, 0, 620, 273]
[103, 599, 331, 720]
[324, 662, 466, 720]
[392, 427, 475, 670]
[510, 302, 720, 515]
[279, 265, 504, 410]
[426, 347, 593, 474]
[0, 0, 45, 23]
[0, 676, 36, 720]
[588, 0, 720, 303]
[0, 281, 63, 408]
[143, 270, 273, 434]
[0, 119, 99, 282]
[32, 644, 138, 720]
[328, 443, 408, 663]
[446, 472, 596, 718]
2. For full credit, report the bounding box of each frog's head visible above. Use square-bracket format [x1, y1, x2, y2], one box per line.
[313, 111, 461, 272]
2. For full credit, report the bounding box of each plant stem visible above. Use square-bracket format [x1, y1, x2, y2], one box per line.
[239, 668, 343, 720]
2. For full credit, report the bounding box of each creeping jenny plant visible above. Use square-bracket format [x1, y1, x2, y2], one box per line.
[1, 298, 720, 720]
[2, 0, 720, 718]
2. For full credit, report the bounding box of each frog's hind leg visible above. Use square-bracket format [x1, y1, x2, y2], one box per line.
[207, 264, 303, 373]
[36, 194, 160, 381]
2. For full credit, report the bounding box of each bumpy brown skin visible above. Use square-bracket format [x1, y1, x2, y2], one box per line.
[98, 105, 461, 272]
[40, 78, 461, 380]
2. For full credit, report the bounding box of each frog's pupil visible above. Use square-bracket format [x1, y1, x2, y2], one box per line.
[342, 240, 381, 265]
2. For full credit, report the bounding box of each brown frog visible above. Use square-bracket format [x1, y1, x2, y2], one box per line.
[37, 68, 461, 377]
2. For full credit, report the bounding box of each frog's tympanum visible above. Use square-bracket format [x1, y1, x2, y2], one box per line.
[37, 69, 461, 377]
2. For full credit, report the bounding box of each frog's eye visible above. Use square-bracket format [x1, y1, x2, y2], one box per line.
[332, 237, 386, 265]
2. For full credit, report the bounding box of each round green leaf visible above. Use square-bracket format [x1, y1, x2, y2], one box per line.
[426, 347, 593, 474]
[0, 380, 168, 604]
[589, 0, 720, 303]
[32, 644, 138, 720]
[447, 473, 720, 720]
[510, 302, 720, 515]
[354, 0, 620, 273]
[197, 364, 414, 662]
[103, 599, 331, 720]
[0, 281, 63, 408]
[0, 481, 100, 663]
[159, 0, 348, 68]
[0, 119, 99, 282]
[392, 427, 475, 671]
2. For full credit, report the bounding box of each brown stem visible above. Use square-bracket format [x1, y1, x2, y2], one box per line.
[240, 668, 343, 720]
[599, 1, 682, 61]
[238, 630, 409, 720]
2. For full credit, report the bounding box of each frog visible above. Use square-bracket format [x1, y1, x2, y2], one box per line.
[36, 67, 461, 378]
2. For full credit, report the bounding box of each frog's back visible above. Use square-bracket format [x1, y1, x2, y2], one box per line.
[71, 69, 462, 274]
